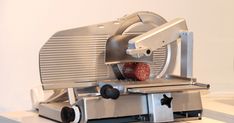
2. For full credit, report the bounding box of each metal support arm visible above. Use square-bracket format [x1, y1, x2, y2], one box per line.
[180, 31, 193, 78]
[126, 18, 188, 58]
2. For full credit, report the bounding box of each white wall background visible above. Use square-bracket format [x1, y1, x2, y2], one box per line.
[0, 0, 233, 112]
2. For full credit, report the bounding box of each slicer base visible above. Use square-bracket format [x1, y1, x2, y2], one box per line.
[38, 91, 202, 123]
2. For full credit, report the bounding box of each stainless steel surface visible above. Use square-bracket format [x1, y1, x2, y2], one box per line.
[77, 95, 148, 122]
[172, 91, 202, 112]
[43, 82, 97, 90]
[39, 11, 178, 89]
[105, 12, 166, 64]
[127, 18, 187, 58]
[181, 31, 193, 78]
[105, 11, 178, 79]
[39, 34, 113, 89]
[122, 80, 190, 89]
[105, 34, 153, 64]
[128, 84, 208, 94]
[147, 93, 173, 122]
[108, 11, 178, 79]
[67, 88, 76, 105]
[165, 74, 196, 82]
[98, 78, 192, 93]
[44, 89, 68, 103]
[39, 102, 69, 122]
[38, 91, 204, 123]
[39, 18, 126, 89]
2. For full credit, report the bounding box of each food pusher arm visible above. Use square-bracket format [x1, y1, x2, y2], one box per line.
[126, 18, 188, 58]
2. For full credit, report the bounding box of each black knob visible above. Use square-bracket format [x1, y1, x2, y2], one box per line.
[61, 107, 75, 123]
[100, 84, 120, 99]
[161, 94, 173, 108]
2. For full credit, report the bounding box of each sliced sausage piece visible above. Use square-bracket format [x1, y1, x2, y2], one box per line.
[135, 63, 150, 81]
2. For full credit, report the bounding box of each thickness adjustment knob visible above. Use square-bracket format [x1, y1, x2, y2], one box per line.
[100, 84, 120, 99]
[161, 94, 173, 108]
[61, 106, 81, 123]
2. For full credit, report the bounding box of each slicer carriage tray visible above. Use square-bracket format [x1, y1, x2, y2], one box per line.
[97, 77, 209, 94]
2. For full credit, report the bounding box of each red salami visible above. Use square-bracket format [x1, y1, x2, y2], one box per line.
[122, 62, 150, 81]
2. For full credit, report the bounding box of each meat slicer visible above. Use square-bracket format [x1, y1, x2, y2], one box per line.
[34, 11, 210, 123]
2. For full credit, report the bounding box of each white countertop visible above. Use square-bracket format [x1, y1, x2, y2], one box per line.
[1, 93, 234, 123]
